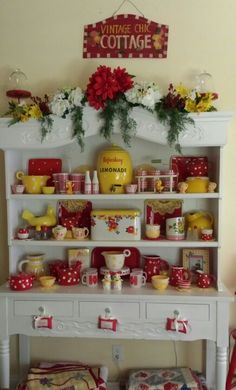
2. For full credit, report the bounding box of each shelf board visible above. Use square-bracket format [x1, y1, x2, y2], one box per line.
[8, 193, 220, 200]
[11, 239, 219, 248]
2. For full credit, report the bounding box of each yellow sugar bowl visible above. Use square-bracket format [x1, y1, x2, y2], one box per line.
[152, 275, 169, 291]
[186, 177, 209, 193]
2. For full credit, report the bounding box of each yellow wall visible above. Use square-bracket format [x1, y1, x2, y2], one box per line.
[0, 0, 236, 382]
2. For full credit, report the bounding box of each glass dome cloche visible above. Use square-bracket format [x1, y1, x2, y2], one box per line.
[6, 68, 31, 102]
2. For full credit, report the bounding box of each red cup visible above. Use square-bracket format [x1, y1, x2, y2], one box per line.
[69, 173, 85, 194]
[169, 266, 191, 287]
[53, 173, 69, 194]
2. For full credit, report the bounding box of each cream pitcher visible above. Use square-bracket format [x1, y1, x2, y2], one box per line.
[18, 253, 45, 279]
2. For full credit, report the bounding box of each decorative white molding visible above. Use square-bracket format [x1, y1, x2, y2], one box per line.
[0, 110, 233, 150]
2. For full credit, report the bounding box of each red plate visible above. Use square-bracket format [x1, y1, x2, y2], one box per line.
[170, 156, 208, 182]
[91, 247, 141, 271]
[28, 158, 62, 186]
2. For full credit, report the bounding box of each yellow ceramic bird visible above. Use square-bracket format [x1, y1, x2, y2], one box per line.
[21, 205, 57, 230]
[155, 179, 164, 193]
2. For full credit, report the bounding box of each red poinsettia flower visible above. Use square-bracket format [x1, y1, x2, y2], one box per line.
[113, 67, 134, 93]
[86, 65, 134, 110]
[86, 65, 119, 110]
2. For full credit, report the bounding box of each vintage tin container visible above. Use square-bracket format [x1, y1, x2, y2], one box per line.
[91, 209, 141, 240]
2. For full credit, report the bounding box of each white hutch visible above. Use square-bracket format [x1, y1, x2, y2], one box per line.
[0, 108, 233, 389]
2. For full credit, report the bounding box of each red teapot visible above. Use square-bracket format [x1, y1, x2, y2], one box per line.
[196, 271, 215, 288]
[57, 261, 82, 286]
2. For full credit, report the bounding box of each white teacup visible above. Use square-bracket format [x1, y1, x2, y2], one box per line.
[102, 249, 131, 272]
[52, 225, 67, 240]
[72, 227, 89, 240]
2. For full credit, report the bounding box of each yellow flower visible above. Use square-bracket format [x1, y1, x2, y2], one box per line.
[28, 104, 42, 119]
[196, 100, 212, 112]
[185, 99, 197, 112]
[175, 84, 189, 98]
[20, 114, 29, 122]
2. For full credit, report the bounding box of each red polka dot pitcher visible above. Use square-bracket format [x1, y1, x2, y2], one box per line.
[196, 271, 215, 288]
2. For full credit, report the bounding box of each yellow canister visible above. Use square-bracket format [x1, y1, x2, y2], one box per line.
[186, 176, 209, 193]
[97, 144, 133, 194]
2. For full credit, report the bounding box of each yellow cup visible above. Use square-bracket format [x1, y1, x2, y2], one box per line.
[151, 275, 169, 290]
[42, 186, 55, 194]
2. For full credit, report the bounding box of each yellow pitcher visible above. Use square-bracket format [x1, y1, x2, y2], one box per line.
[185, 211, 213, 236]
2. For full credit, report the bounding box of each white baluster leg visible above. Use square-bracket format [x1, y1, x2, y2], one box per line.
[216, 346, 228, 390]
[0, 338, 10, 389]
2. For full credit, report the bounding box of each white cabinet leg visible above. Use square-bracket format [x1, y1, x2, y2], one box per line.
[19, 334, 30, 380]
[205, 340, 216, 389]
[0, 338, 10, 389]
[216, 346, 227, 390]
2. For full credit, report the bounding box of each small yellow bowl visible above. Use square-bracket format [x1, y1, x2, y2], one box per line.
[151, 275, 169, 291]
[39, 275, 56, 288]
[42, 186, 55, 195]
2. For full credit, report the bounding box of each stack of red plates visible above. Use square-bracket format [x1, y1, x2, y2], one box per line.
[177, 280, 191, 289]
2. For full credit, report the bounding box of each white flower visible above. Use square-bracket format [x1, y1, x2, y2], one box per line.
[125, 81, 162, 110]
[50, 97, 71, 117]
[69, 87, 84, 107]
[50, 87, 84, 117]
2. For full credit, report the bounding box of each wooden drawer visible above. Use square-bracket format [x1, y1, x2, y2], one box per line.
[13, 300, 74, 317]
[146, 302, 211, 322]
[79, 301, 140, 320]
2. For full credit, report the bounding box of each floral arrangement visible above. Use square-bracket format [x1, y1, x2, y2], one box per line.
[5, 66, 218, 152]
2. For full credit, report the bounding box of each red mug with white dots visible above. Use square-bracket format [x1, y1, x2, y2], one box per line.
[196, 271, 215, 288]
[201, 228, 213, 241]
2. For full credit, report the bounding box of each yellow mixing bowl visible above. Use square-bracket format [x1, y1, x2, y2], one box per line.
[16, 171, 50, 194]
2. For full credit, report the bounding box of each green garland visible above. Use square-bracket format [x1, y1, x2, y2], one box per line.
[71, 106, 85, 151]
[99, 96, 137, 146]
[39, 115, 54, 142]
[155, 103, 194, 153]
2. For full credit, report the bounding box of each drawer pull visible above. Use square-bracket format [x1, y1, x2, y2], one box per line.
[38, 306, 45, 315]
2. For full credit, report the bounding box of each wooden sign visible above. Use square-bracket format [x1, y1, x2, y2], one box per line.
[83, 14, 168, 59]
